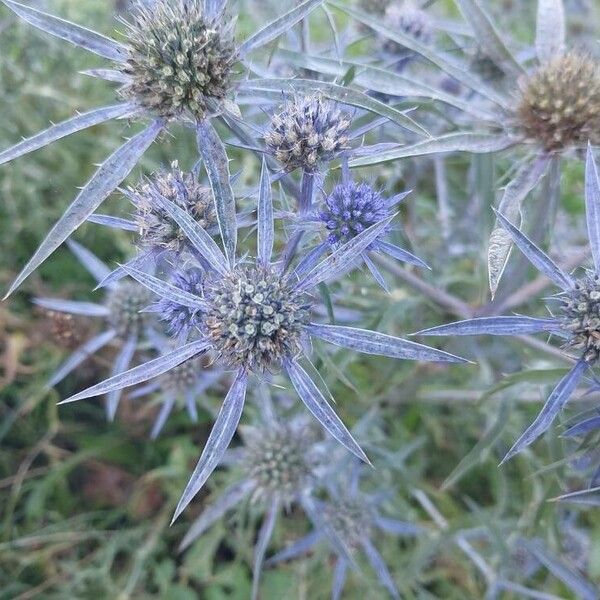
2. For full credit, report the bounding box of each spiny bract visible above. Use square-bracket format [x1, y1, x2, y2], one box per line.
[120, 0, 237, 120]
[203, 265, 311, 371]
[517, 52, 600, 151]
[265, 95, 351, 172]
[131, 162, 216, 252]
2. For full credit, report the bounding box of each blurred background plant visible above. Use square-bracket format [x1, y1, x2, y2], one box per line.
[1, 0, 600, 598]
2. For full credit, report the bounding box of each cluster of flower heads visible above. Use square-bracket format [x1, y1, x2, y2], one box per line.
[5, 0, 600, 595]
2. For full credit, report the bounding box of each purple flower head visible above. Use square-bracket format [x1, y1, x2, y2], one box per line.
[319, 181, 390, 246]
[202, 264, 312, 372]
[120, 0, 238, 120]
[558, 270, 600, 362]
[155, 267, 204, 340]
[307, 176, 426, 290]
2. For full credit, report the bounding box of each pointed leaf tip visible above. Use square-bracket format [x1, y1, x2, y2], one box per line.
[4, 120, 162, 298]
[171, 370, 248, 523]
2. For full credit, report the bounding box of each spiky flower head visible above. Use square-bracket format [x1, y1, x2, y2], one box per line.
[131, 163, 216, 252]
[243, 422, 319, 502]
[319, 182, 390, 246]
[517, 52, 600, 151]
[265, 95, 351, 172]
[120, 0, 237, 120]
[159, 356, 203, 393]
[383, 1, 432, 48]
[156, 267, 204, 338]
[323, 498, 375, 549]
[106, 281, 154, 338]
[559, 270, 600, 362]
[203, 265, 311, 371]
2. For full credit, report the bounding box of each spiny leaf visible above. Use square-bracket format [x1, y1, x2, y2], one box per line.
[285, 359, 369, 464]
[171, 370, 248, 523]
[488, 156, 550, 296]
[0, 103, 136, 166]
[349, 133, 516, 168]
[1, 0, 128, 61]
[239, 0, 324, 55]
[5, 120, 163, 298]
[308, 323, 469, 363]
[196, 120, 237, 265]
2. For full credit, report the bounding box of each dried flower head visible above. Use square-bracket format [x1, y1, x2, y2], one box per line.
[517, 52, 600, 151]
[319, 182, 390, 246]
[243, 423, 318, 502]
[559, 271, 600, 363]
[106, 281, 154, 338]
[131, 162, 216, 252]
[265, 95, 351, 172]
[203, 265, 311, 371]
[120, 0, 237, 120]
[46, 311, 85, 350]
[155, 267, 204, 339]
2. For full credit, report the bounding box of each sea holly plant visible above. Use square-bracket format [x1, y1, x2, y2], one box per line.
[266, 461, 423, 599]
[178, 401, 326, 600]
[302, 162, 427, 290]
[322, 0, 598, 295]
[55, 156, 467, 524]
[0, 0, 328, 297]
[34, 240, 154, 420]
[417, 146, 600, 464]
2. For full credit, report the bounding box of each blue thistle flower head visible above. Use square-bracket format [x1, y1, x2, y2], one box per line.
[155, 267, 204, 339]
[557, 269, 600, 362]
[319, 181, 391, 246]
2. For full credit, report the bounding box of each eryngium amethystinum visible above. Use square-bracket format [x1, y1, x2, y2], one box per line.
[58, 157, 467, 524]
[265, 94, 351, 172]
